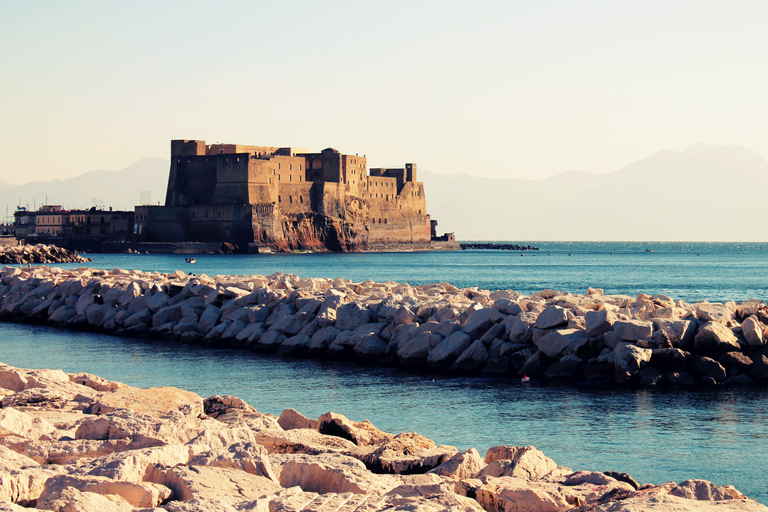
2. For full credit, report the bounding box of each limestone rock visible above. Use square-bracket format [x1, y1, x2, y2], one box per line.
[696, 302, 735, 324]
[741, 315, 765, 349]
[614, 319, 654, 342]
[427, 448, 486, 480]
[203, 394, 256, 419]
[317, 411, 394, 447]
[694, 322, 742, 358]
[146, 464, 279, 503]
[480, 445, 557, 480]
[447, 340, 490, 373]
[669, 478, 746, 500]
[692, 355, 727, 382]
[361, 432, 457, 474]
[535, 306, 569, 330]
[188, 441, 278, 483]
[278, 452, 393, 495]
[398, 332, 442, 365]
[90, 385, 203, 417]
[335, 302, 371, 331]
[614, 343, 652, 383]
[585, 309, 618, 338]
[426, 331, 471, 369]
[42, 486, 134, 512]
[535, 328, 586, 359]
[0, 407, 55, 439]
[37, 474, 172, 509]
[73, 444, 189, 483]
[462, 307, 503, 339]
[474, 475, 575, 512]
[251, 427, 361, 456]
[278, 408, 318, 430]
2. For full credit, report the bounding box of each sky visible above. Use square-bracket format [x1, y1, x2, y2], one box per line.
[1, 0, 767, 184]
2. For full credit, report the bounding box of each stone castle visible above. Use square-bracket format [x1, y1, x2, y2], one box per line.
[135, 140, 454, 252]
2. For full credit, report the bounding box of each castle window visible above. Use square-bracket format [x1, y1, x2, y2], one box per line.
[299, 164, 302, 170]
[299, 196, 303, 203]
[269, 178, 272, 184]
[289, 196, 293, 203]
[289, 164, 292, 170]
[279, 175, 281, 181]
[384, 218, 387, 224]
[299, 176, 302, 182]
[272, 169, 276, 175]
[278, 163, 281, 169]
[278, 196, 281, 203]
[289, 175, 292, 182]
[177, 158, 180, 163]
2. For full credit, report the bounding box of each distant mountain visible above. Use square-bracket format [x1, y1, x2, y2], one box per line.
[6, 145, 766, 241]
[0, 158, 169, 219]
[421, 144, 768, 242]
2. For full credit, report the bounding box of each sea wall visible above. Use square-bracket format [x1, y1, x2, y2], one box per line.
[0, 266, 767, 386]
[0, 362, 764, 511]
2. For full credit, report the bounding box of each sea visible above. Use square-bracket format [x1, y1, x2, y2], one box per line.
[1, 241, 767, 504]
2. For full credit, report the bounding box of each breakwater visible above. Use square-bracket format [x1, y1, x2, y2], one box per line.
[0, 244, 90, 265]
[0, 362, 764, 511]
[1, 266, 767, 387]
[460, 242, 539, 251]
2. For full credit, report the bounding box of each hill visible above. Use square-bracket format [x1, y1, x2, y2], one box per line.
[0, 158, 169, 218]
[421, 144, 768, 241]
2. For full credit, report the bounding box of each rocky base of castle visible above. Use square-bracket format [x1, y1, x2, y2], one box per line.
[0, 245, 91, 265]
[1, 266, 768, 387]
[0, 362, 764, 511]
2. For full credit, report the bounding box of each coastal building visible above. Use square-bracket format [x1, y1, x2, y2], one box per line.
[135, 140, 454, 252]
[13, 206, 135, 244]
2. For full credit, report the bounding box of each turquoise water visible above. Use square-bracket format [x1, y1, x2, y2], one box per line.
[62, 241, 768, 303]
[2, 242, 768, 503]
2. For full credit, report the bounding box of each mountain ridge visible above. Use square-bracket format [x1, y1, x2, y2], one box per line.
[3, 145, 764, 241]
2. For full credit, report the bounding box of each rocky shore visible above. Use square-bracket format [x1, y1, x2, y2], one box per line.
[0, 245, 91, 265]
[0, 362, 764, 511]
[1, 266, 767, 387]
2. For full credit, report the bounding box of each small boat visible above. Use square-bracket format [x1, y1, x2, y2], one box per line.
[185, 257, 196, 264]
[521, 375, 530, 383]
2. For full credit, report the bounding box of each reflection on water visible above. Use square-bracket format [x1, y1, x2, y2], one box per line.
[1, 322, 766, 504]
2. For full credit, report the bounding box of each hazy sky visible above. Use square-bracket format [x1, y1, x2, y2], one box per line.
[2, 0, 767, 184]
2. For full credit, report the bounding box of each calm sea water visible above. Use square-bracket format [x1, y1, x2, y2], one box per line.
[2, 242, 767, 503]
[54, 241, 768, 303]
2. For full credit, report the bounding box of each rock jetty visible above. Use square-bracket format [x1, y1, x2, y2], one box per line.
[1, 266, 768, 386]
[0, 245, 91, 265]
[0, 362, 764, 511]
[460, 243, 539, 251]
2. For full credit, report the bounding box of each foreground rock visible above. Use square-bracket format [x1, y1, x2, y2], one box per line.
[1, 266, 768, 390]
[0, 363, 764, 511]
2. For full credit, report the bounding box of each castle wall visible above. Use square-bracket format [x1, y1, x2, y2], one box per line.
[276, 182, 314, 215]
[368, 215, 431, 243]
[135, 206, 188, 242]
[211, 154, 250, 204]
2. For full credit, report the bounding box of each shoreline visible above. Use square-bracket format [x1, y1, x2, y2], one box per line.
[0, 265, 766, 387]
[0, 361, 765, 511]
